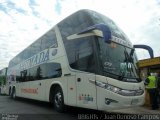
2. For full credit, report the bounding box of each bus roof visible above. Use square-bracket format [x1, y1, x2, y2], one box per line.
[8, 9, 132, 68]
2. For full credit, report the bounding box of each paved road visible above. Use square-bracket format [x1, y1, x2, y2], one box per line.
[0, 95, 160, 120]
[0, 95, 104, 120]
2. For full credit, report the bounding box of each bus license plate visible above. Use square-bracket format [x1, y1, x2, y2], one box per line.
[131, 99, 139, 105]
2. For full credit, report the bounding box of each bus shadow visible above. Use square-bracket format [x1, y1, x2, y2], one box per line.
[11, 96, 105, 114]
[7, 96, 123, 120]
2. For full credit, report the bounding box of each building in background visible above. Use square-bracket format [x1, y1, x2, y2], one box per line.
[138, 57, 160, 106]
[138, 57, 160, 79]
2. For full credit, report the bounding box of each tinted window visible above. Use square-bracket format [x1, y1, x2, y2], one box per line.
[17, 63, 62, 82]
[24, 48, 31, 60]
[16, 70, 21, 82]
[67, 36, 95, 73]
[46, 63, 62, 78]
[20, 70, 28, 82]
[30, 40, 41, 56]
[8, 28, 58, 69]
[97, 38, 139, 81]
[28, 66, 38, 81]
[41, 30, 58, 50]
[37, 63, 62, 79]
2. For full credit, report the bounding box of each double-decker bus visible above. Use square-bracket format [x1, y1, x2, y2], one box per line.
[0, 67, 7, 94]
[7, 9, 147, 112]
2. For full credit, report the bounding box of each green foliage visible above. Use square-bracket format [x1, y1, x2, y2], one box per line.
[0, 76, 6, 86]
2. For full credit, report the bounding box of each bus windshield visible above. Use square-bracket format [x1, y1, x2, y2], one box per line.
[97, 37, 140, 82]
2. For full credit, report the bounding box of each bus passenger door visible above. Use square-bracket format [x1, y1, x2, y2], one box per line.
[68, 36, 97, 109]
[76, 73, 97, 109]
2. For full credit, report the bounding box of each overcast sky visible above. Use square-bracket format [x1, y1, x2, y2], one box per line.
[0, 0, 160, 69]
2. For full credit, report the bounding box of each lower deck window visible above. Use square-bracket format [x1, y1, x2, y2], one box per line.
[16, 63, 62, 82]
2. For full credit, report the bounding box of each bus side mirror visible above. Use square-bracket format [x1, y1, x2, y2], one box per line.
[133, 44, 154, 58]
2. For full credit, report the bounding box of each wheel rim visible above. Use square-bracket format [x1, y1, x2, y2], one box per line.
[54, 92, 62, 108]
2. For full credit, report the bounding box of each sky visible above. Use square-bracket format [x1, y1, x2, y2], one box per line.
[0, 0, 160, 69]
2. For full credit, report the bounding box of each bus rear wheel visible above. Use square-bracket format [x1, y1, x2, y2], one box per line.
[53, 87, 65, 112]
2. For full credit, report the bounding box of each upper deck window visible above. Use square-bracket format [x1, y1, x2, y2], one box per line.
[9, 29, 57, 68]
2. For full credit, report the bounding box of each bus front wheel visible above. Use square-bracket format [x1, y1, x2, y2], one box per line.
[53, 87, 65, 112]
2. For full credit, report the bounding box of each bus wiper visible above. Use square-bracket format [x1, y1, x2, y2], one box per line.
[103, 70, 123, 80]
[130, 48, 135, 58]
[119, 50, 132, 80]
[128, 49, 138, 76]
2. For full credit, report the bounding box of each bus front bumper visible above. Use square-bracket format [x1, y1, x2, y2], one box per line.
[97, 87, 145, 111]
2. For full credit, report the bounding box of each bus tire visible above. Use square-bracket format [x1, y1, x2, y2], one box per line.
[53, 87, 65, 112]
[11, 87, 16, 99]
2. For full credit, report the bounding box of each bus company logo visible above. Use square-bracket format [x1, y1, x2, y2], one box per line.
[78, 94, 93, 103]
[20, 49, 50, 70]
[21, 88, 38, 94]
[111, 36, 132, 48]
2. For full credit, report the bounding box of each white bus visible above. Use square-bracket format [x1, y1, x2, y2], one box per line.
[0, 67, 7, 95]
[7, 9, 146, 112]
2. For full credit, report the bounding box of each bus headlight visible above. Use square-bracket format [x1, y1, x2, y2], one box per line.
[95, 81, 144, 96]
[95, 81, 120, 93]
[95, 80, 107, 89]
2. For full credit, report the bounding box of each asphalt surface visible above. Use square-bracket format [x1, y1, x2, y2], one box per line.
[0, 95, 104, 120]
[0, 95, 160, 120]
